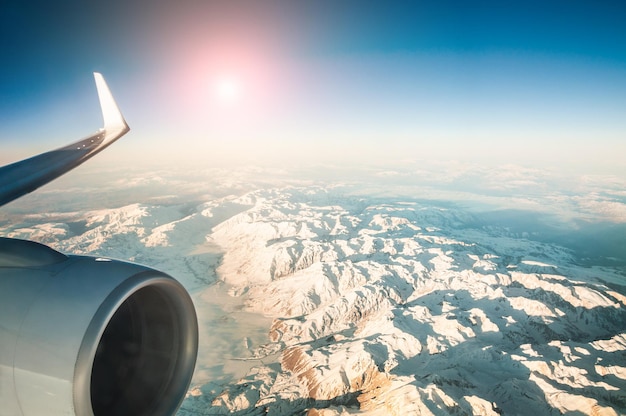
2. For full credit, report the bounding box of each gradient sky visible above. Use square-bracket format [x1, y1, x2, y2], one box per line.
[1, 0, 625, 171]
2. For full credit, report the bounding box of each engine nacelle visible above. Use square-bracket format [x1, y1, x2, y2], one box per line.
[0, 238, 198, 416]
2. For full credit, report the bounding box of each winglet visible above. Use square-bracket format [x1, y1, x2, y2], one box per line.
[94, 72, 129, 134]
[0, 73, 131, 207]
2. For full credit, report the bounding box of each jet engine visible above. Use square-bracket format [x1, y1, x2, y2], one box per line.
[0, 238, 198, 416]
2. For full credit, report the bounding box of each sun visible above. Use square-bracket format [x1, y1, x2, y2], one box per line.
[213, 77, 241, 104]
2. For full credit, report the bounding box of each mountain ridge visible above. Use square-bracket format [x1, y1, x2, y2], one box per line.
[2, 185, 625, 415]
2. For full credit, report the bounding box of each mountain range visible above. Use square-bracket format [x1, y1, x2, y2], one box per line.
[3, 180, 625, 415]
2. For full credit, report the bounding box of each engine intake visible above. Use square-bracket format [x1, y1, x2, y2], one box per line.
[0, 238, 198, 416]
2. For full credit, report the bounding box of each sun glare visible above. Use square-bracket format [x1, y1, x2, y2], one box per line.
[214, 77, 241, 104]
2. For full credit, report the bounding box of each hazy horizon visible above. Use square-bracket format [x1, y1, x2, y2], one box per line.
[1, 1, 625, 175]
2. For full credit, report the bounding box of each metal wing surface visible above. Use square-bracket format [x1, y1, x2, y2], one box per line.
[0, 73, 129, 207]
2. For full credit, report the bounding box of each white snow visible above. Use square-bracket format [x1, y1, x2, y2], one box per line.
[2, 181, 625, 416]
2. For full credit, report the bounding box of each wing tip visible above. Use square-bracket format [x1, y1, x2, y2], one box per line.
[93, 73, 129, 134]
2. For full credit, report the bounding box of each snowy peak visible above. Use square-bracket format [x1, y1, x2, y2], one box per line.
[2, 184, 624, 415]
[191, 187, 626, 415]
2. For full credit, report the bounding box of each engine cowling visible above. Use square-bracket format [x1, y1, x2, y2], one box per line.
[0, 238, 198, 416]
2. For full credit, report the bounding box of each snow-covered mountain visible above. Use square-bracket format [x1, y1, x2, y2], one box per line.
[2, 180, 625, 415]
[185, 187, 626, 416]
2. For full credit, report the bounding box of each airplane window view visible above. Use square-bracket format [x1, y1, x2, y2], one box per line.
[1, 1, 625, 415]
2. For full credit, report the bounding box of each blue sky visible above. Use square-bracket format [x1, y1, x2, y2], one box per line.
[1, 1, 625, 171]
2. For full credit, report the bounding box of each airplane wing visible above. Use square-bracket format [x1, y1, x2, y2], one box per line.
[0, 72, 130, 207]
[0, 74, 197, 416]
